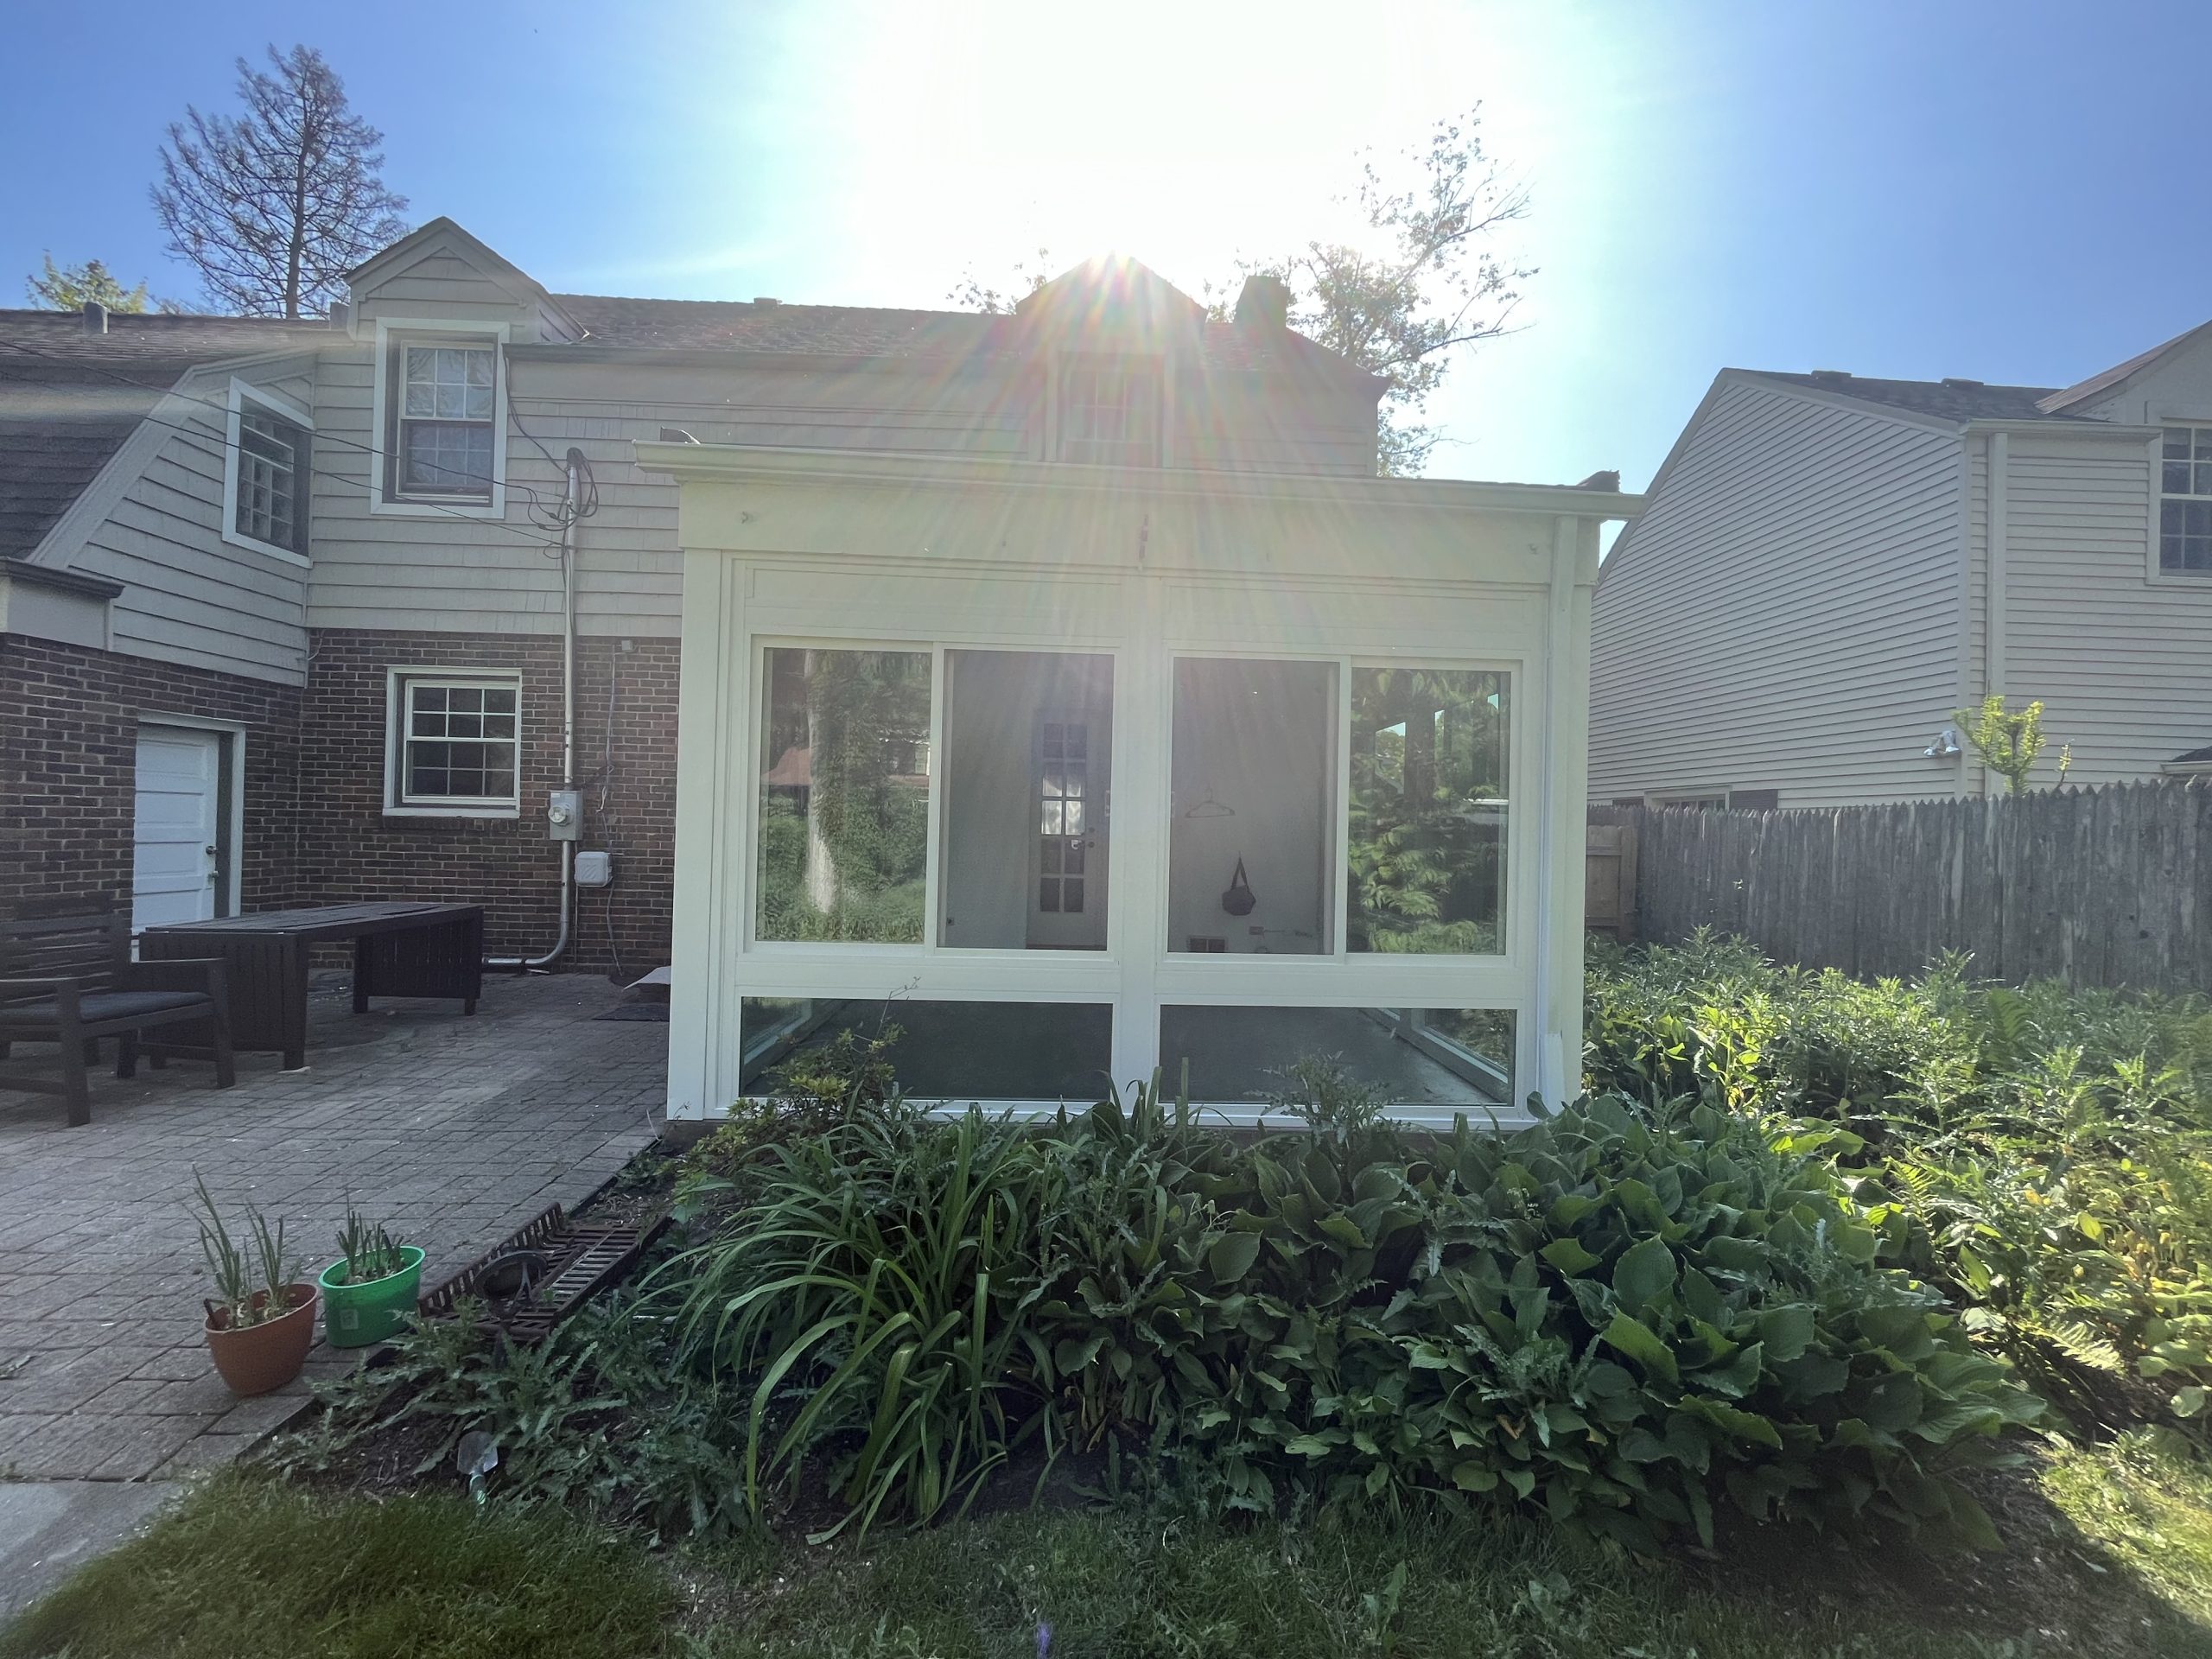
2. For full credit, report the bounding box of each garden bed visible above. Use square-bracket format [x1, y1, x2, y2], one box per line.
[126, 947, 2212, 1656]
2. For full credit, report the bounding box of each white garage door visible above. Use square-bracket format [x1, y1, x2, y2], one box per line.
[133, 726, 224, 932]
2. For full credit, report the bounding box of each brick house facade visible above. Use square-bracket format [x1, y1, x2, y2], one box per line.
[0, 634, 302, 916]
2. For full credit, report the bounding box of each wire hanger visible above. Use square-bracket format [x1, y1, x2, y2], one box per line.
[1183, 788, 1236, 819]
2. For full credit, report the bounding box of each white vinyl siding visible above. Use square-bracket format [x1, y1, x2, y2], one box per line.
[1590, 378, 1965, 807]
[1980, 430, 2212, 786]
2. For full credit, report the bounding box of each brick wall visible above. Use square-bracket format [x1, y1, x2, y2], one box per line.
[294, 629, 679, 976]
[0, 634, 302, 914]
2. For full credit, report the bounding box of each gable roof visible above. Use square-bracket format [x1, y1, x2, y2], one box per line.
[0, 308, 326, 559]
[1743, 370, 2074, 423]
[2037, 319, 2212, 415]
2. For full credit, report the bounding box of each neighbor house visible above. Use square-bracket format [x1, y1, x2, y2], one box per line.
[1590, 327, 2212, 808]
[0, 218, 1635, 1120]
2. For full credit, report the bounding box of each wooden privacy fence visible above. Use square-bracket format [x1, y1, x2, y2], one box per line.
[1617, 778, 2212, 993]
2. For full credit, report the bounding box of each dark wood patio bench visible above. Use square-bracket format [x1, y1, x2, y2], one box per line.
[0, 898, 237, 1127]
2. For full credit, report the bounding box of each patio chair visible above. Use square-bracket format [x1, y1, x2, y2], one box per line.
[0, 897, 236, 1127]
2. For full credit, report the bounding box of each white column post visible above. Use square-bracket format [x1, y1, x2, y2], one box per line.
[1109, 568, 1168, 1100]
[664, 546, 736, 1120]
[1532, 513, 1595, 1106]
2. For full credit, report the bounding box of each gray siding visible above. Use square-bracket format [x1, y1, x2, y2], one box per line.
[1992, 431, 2212, 785]
[1590, 378, 1965, 807]
[43, 355, 317, 684]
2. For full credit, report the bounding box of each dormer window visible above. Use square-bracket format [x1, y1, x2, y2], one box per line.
[372, 323, 506, 515]
[1057, 354, 1162, 467]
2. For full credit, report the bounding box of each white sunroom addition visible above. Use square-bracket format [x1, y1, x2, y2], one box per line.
[644, 441, 1638, 1127]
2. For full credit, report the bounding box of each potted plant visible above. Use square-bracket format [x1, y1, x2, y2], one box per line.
[316, 1207, 425, 1349]
[193, 1174, 315, 1395]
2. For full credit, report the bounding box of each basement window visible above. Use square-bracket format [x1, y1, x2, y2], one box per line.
[385, 670, 522, 815]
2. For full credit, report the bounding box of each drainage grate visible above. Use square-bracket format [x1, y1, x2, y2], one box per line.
[418, 1204, 668, 1344]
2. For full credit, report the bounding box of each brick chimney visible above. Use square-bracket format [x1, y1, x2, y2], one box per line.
[1233, 273, 1291, 329]
[81, 301, 107, 335]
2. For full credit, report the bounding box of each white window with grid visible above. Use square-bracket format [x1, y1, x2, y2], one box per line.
[387, 672, 521, 812]
[2159, 426, 2212, 574]
[221, 379, 313, 563]
[394, 340, 497, 498]
[1057, 356, 1162, 467]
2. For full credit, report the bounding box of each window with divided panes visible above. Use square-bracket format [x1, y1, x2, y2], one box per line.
[1037, 719, 1089, 912]
[2160, 426, 2212, 573]
[234, 404, 308, 553]
[1057, 357, 1161, 467]
[397, 677, 519, 808]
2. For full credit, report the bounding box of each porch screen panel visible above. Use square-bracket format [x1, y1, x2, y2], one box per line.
[1168, 658, 1336, 955]
[741, 997, 1112, 1104]
[755, 646, 933, 943]
[1346, 667, 1509, 955]
[1160, 1006, 1514, 1112]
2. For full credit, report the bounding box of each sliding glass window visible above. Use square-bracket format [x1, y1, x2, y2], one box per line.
[1346, 666, 1509, 955]
[755, 646, 932, 943]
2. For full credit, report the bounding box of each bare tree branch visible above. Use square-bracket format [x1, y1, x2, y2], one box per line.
[150, 45, 410, 318]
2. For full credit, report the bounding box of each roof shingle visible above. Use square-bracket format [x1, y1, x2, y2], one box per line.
[0, 309, 327, 558]
[1745, 370, 2074, 423]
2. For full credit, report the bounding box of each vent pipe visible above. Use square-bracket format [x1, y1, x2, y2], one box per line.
[81, 301, 107, 335]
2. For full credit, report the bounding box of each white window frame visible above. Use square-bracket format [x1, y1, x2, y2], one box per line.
[219, 378, 314, 567]
[1051, 351, 1166, 467]
[2153, 423, 2212, 581]
[726, 620, 1532, 1124]
[382, 666, 523, 818]
[369, 318, 509, 518]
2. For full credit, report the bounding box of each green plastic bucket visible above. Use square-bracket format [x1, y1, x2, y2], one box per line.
[316, 1246, 426, 1349]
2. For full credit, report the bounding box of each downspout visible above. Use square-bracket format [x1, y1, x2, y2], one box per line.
[1982, 429, 2009, 798]
[486, 447, 582, 971]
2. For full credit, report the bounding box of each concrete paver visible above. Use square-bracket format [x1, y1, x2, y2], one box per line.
[0, 973, 664, 1607]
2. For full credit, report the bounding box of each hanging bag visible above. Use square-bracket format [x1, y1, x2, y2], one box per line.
[1221, 857, 1256, 917]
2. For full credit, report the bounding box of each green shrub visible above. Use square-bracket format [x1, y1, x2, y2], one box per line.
[656, 1081, 2037, 1550]
[1585, 934, 2212, 1433]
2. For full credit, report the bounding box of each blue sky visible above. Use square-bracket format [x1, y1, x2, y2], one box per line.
[3, 1, 2207, 493]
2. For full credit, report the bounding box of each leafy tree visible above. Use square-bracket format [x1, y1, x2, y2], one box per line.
[151, 45, 410, 318]
[1232, 111, 1532, 476]
[948, 111, 1531, 476]
[23, 254, 166, 314]
[1956, 695, 2069, 795]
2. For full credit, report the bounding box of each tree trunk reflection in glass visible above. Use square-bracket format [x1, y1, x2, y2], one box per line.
[756, 647, 933, 942]
[1347, 667, 1508, 954]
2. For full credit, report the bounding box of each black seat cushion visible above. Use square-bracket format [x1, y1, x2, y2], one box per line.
[0, 989, 209, 1027]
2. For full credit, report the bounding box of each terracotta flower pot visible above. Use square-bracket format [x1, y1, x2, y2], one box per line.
[204, 1284, 318, 1395]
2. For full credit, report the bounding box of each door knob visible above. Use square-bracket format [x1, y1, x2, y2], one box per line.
[204, 845, 217, 856]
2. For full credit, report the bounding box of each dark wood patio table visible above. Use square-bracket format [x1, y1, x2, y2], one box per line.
[139, 902, 484, 1070]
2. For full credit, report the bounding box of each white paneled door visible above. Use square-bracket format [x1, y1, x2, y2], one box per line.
[132, 726, 225, 932]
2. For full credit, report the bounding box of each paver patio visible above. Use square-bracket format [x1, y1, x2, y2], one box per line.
[0, 972, 664, 1490]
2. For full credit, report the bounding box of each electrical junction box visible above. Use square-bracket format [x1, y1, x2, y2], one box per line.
[574, 850, 614, 887]
[547, 789, 583, 842]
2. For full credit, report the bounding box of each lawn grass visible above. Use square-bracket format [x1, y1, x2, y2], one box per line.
[0, 1474, 675, 1659]
[10, 1442, 2212, 1659]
